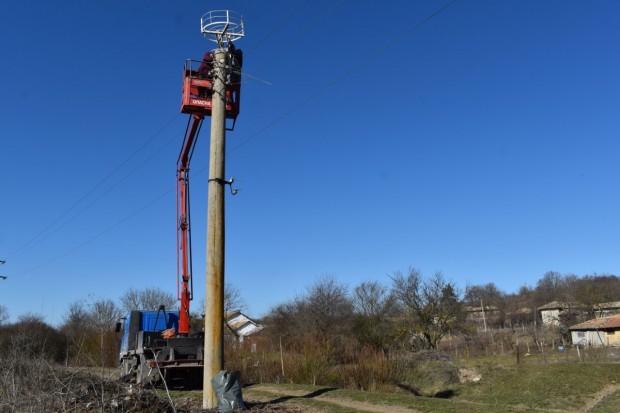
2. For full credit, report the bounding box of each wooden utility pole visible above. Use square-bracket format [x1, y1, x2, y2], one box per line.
[203, 46, 227, 409]
[199, 10, 244, 409]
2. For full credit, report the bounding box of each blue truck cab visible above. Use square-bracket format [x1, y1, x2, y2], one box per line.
[119, 310, 179, 358]
[117, 309, 203, 388]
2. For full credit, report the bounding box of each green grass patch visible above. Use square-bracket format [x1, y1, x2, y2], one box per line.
[158, 356, 620, 412]
[588, 388, 620, 413]
[456, 362, 620, 411]
[245, 357, 620, 413]
[247, 384, 540, 413]
[331, 388, 534, 413]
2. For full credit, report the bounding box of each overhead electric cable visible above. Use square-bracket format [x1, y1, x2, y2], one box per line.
[14, 0, 458, 276]
[254, 0, 345, 74]
[11, 127, 185, 260]
[7, 114, 181, 260]
[243, 0, 312, 57]
[13, 189, 174, 277]
[11, 0, 343, 264]
[228, 0, 459, 154]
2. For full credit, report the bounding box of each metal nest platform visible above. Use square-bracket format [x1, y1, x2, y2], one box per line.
[201, 10, 244, 46]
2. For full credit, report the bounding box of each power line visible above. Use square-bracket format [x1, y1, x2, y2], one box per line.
[7, 113, 178, 258]
[13, 1, 458, 276]
[243, 0, 312, 58]
[7, 114, 181, 261]
[253, 0, 345, 75]
[13, 188, 173, 277]
[9, 0, 344, 264]
[8, 1, 344, 266]
[228, 0, 459, 154]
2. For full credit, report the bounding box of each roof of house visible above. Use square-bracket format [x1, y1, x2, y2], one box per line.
[569, 314, 620, 331]
[537, 301, 581, 311]
[593, 301, 620, 310]
[464, 305, 500, 312]
[225, 310, 263, 337]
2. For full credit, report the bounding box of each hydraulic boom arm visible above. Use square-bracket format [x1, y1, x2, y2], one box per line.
[176, 114, 204, 335]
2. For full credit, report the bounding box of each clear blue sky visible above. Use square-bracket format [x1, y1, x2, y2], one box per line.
[1, 0, 619, 324]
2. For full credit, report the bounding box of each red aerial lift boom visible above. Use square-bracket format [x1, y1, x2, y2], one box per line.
[117, 45, 243, 390]
[176, 50, 242, 336]
[176, 115, 203, 335]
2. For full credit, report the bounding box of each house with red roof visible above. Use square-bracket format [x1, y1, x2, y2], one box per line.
[569, 314, 620, 348]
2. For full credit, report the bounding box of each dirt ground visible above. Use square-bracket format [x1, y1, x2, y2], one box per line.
[245, 385, 421, 413]
[6, 366, 617, 413]
[0, 364, 305, 413]
[0, 359, 430, 413]
[49, 377, 308, 413]
[49, 371, 396, 413]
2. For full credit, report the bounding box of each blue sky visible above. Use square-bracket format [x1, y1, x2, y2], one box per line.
[1, 0, 619, 324]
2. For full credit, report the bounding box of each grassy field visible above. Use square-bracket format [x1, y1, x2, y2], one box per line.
[217, 354, 620, 413]
[147, 348, 620, 412]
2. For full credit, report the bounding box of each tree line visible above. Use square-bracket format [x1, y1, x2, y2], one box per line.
[262, 269, 620, 359]
[0, 269, 618, 369]
[0, 284, 246, 367]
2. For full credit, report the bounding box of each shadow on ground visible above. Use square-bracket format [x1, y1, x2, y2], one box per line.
[397, 383, 457, 399]
[248, 386, 338, 405]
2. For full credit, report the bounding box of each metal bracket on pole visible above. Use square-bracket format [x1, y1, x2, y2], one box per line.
[208, 177, 238, 195]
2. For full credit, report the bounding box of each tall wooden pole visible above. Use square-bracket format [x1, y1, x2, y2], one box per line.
[203, 46, 227, 410]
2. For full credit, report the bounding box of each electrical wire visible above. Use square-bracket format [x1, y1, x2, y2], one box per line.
[13, 188, 173, 277]
[253, 0, 345, 75]
[8, 0, 336, 268]
[243, 0, 312, 58]
[12, 0, 458, 277]
[7, 114, 183, 261]
[228, 0, 459, 154]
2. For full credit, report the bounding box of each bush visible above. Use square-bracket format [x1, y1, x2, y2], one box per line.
[0, 316, 66, 363]
[337, 347, 405, 392]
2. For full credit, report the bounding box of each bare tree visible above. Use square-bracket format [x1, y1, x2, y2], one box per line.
[352, 281, 397, 354]
[61, 301, 89, 350]
[464, 283, 504, 306]
[535, 271, 565, 306]
[0, 305, 8, 325]
[575, 274, 620, 318]
[224, 283, 247, 314]
[62, 298, 121, 335]
[391, 268, 463, 351]
[60, 298, 122, 367]
[353, 281, 394, 316]
[264, 300, 298, 338]
[299, 275, 353, 340]
[119, 287, 177, 313]
[198, 283, 248, 318]
[90, 299, 122, 332]
[265, 275, 353, 341]
[464, 282, 507, 328]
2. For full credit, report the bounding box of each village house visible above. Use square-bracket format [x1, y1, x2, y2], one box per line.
[539, 301, 620, 326]
[464, 305, 501, 329]
[537, 301, 582, 325]
[569, 314, 620, 348]
[226, 310, 263, 345]
[593, 301, 620, 318]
